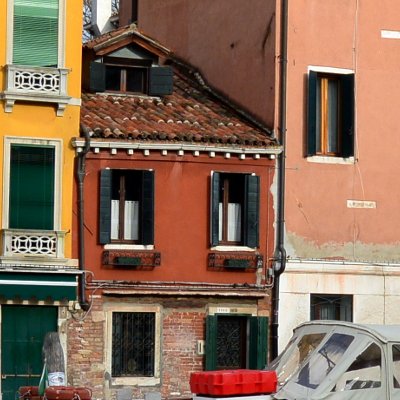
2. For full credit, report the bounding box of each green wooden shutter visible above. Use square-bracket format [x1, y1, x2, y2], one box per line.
[148, 66, 173, 96]
[210, 173, 220, 247]
[244, 175, 260, 248]
[141, 170, 154, 245]
[99, 169, 112, 244]
[340, 74, 355, 158]
[307, 71, 318, 156]
[248, 316, 268, 369]
[13, 0, 59, 67]
[205, 315, 217, 371]
[9, 145, 54, 230]
[89, 62, 106, 93]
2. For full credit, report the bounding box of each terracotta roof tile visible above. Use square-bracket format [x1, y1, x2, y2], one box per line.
[80, 71, 276, 149]
[81, 29, 278, 150]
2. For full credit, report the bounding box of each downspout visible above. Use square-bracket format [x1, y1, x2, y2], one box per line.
[271, 0, 288, 360]
[76, 126, 91, 311]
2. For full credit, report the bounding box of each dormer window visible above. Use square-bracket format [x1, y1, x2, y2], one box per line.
[104, 58, 150, 94]
[89, 59, 173, 97]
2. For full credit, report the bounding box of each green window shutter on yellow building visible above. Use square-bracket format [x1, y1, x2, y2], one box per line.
[13, 0, 59, 67]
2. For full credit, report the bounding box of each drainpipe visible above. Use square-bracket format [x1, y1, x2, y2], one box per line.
[271, 0, 288, 361]
[76, 127, 91, 311]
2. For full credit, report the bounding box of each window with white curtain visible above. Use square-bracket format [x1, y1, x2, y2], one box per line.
[99, 169, 154, 245]
[210, 172, 260, 248]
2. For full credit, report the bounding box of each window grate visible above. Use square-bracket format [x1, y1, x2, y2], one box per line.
[216, 316, 246, 369]
[112, 312, 155, 377]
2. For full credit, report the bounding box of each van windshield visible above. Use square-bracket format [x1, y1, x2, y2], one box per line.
[268, 333, 326, 387]
[294, 333, 354, 389]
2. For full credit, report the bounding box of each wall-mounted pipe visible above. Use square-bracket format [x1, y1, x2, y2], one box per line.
[76, 126, 91, 311]
[271, 0, 288, 361]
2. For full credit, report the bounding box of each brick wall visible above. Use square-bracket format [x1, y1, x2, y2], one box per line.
[66, 295, 269, 400]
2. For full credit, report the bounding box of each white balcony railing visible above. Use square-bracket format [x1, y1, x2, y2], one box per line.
[1, 229, 66, 259]
[1, 64, 71, 116]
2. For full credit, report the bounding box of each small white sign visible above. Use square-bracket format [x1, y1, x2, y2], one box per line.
[216, 307, 239, 314]
[381, 30, 400, 39]
[347, 200, 376, 209]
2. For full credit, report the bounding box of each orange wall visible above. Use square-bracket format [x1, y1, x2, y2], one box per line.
[77, 152, 275, 283]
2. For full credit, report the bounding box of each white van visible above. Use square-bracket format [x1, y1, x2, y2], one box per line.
[268, 320, 400, 399]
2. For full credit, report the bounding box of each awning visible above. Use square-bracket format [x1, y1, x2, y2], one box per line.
[0, 271, 78, 301]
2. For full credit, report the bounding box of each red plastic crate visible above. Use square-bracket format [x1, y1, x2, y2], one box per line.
[190, 369, 277, 396]
[45, 387, 92, 400]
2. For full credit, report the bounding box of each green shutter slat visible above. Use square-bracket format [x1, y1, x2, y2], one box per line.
[141, 170, 154, 245]
[89, 62, 106, 93]
[148, 66, 173, 96]
[249, 316, 268, 369]
[13, 0, 59, 67]
[205, 315, 217, 371]
[9, 145, 55, 230]
[340, 74, 355, 158]
[210, 173, 220, 247]
[99, 169, 112, 244]
[244, 175, 260, 248]
[307, 71, 318, 156]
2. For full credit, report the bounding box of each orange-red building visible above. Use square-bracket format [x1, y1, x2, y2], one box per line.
[69, 26, 281, 399]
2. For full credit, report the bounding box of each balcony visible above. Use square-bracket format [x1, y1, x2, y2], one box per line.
[0, 229, 67, 264]
[1, 64, 71, 116]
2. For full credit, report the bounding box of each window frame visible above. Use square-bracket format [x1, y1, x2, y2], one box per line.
[315, 74, 341, 156]
[307, 68, 354, 158]
[99, 169, 155, 247]
[104, 60, 150, 94]
[89, 61, 174, 96]
[105, 304, 161, 386]
[210, 171, 260, 249]
[7, 0, 66, 67]
[310, 294, 353, 322]
[2, 137, 62, 230]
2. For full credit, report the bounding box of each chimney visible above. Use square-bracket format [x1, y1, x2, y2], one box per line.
[119, 0, 138, 27]
[91, 0, 114, 35]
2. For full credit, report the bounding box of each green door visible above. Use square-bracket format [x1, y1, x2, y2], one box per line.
[1, 305, 58, 400]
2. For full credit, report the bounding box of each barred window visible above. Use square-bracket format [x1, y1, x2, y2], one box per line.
[112, 312, 155, 377]
[310, 294, 353, 322]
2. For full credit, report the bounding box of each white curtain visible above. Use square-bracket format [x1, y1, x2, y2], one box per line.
[111, 200, 120, 240]
[124, 200, 139, 240]
[111, 200, 139, 240]
[218, 203, 241, 242]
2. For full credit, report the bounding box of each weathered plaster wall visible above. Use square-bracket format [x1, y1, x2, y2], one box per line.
[278, 261, 400, 351]
[280, 0, 400, 262]
[138, 0, 277, 126]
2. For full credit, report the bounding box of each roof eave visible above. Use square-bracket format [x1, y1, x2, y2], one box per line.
[71, 137, 283, 157]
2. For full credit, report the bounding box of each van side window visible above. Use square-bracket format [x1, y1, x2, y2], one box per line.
[392, 344, 400, 388]
[334, 342, 382, 391]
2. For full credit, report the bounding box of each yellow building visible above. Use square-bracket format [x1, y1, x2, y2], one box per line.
[0, 1, 82, 399]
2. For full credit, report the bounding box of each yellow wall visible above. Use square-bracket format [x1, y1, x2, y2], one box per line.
[0, 0, 83, 260]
